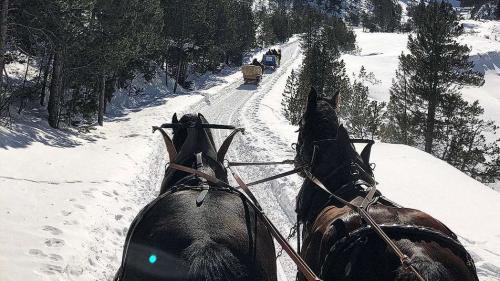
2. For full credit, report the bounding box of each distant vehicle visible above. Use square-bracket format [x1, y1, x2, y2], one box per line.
[262, 55, 279, 70]
[241, 65, 263, 84]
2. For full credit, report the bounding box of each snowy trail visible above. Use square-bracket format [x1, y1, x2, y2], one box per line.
[187, 37, 304, 280]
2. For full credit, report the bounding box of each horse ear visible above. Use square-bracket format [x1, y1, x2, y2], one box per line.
[198, 113, 209, 125]
[172, 113, 178, 123]
[305, 87, 318, 115]
[325, 91, 341, 111]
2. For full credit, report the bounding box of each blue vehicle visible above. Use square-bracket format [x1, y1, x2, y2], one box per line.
[261, 55, 279, 70]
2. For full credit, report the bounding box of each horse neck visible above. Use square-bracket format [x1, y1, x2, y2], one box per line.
[313, 149, 358, 193]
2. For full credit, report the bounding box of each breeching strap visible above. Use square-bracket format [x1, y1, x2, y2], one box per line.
[304, 171, 426, 281]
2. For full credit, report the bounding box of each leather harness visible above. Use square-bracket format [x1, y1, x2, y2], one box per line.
[117, 121, 478, 281]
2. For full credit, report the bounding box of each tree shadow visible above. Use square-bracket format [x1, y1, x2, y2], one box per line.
[472, 51, 500, 74]
[0, 109, 93, 149]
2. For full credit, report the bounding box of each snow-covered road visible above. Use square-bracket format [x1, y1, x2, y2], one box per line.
[188, 37, 304, 280]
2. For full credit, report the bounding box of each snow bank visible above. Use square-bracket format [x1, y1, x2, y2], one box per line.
[0, 73, 203, 281]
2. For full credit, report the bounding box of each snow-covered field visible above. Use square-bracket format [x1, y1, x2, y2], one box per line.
[1, 22, 500, 281]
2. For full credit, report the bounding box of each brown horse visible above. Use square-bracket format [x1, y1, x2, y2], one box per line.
[294, 88, 478, 281]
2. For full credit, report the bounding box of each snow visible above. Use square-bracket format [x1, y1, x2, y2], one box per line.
[1, 22, 500, 281]
[372, 143, 500, 280]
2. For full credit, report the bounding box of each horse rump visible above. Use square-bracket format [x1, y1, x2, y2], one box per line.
[184, 239, 249, 281]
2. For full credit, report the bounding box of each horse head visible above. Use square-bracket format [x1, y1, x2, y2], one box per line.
[295, 88, 375, 226]
[296, 88, 372, 187]
[295, 89, 479, 281]
[159, 113, 227, 194]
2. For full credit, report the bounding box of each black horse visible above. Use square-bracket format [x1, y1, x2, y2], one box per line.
[295, 88, 478, 281]
[115, 113, 277, 281]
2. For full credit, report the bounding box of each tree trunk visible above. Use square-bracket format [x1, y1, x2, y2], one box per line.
[424, 90, 438, 154]
[17, 55, 31, 114]
[48, 49, 64, 128]
[173, 52, 183, 94]
[98, 73, 106, 126]
[0, 0, 9, 91]
[164, 57, 168, 88]
[40, 53, 53, 106]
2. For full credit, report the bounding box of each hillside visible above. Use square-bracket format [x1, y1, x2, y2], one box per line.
[341, 20, 500, 188]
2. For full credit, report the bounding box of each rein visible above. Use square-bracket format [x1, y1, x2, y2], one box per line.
[303, 171, 426, 281]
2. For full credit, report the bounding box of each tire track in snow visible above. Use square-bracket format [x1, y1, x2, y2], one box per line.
[188, 38, 303, 280]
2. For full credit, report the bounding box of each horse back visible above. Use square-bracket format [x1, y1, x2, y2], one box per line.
[300, 198, 475, 280]
[122, 189, 276, 281]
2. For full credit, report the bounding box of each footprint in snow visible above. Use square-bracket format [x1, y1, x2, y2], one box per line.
[74, 204, 86, 210]
[82, 190, 95, 198]
[48, 254, 63, 262]
[61, 210, 72, 216]
[29, 249, 47, 258]
[42, 225, 62, 236]
[63, 220, 78, 226]
[102, 191, 112, 197]
[39, 263, 64, 275]
[45, 238, 65, 247]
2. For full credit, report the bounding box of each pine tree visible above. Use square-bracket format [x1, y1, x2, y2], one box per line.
[382, 65, 424, 145]
[383, 1, 500, 184]
[281, 69, 302, 125]
[364, 0, 402, 32]
[496, 0, 500, 19]
[439, 95, 500, 183]
[401, 0, 484, 153]
[342, 67, 386, 138]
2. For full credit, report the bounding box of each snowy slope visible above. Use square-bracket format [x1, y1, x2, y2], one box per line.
[342, 21, 500, 130]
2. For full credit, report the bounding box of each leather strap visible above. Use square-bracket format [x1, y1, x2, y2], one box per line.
[217, 128, 245, 163]
[227, 165, 262, 210]
[246, 166, 307, 187]
[228, 165, 321, 281]
[152, 126, 177, 163]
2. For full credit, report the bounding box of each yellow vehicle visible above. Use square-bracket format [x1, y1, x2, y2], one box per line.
[241, 65, 263, 84]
